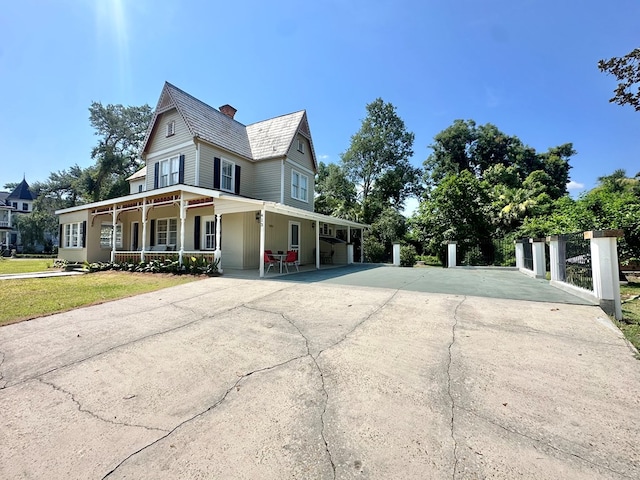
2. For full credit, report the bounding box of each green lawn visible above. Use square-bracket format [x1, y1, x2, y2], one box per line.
[0, 271, 200, 326]
[618, 278, 640, 355]
[0, 258, 57, 275]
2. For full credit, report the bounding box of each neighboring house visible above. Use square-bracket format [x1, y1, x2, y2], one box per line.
[1, 178, 37, 254]
[56, 82, 365, 275]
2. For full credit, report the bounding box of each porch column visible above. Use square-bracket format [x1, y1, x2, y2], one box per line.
[315, 220, 320, 269]
[214, 213, 223, 273]
[111, 203, 117, 262]
[259, 208, 266, 277]
[586, 230, 623, 320]
[179, 194, 185, 265]
[141, 199, 147, 262]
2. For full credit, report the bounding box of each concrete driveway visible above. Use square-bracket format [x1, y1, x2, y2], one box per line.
[0, 268, 639, 479]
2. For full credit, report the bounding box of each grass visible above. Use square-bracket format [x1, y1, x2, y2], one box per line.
[0, 258, 57, 275]
[618, 277, 640, 355]
[0, 271, 199, 327]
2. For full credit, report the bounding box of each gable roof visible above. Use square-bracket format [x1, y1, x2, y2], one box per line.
[142, 82, 317, 171]
[126, 166, 147, 181]
[8, 179, 35, 201]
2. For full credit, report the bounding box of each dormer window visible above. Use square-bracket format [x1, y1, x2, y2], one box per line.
[297, 138, 305, 153]
[166, 120, 175, 137]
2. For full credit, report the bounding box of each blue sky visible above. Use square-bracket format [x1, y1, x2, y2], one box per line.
[1, 0, 638, 211]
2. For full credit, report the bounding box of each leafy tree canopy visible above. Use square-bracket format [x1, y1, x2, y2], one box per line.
[598, 48, 640, 111]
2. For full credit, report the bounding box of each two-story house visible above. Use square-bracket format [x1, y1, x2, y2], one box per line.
[56, 82, 365, 276]
[1, 178, 37, 254]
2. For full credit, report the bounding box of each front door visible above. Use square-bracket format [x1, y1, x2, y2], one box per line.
[288, 221, 300, 255]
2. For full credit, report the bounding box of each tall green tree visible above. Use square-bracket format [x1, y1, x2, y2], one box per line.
[341, 98, 416, 222]
[87, 102, 153, 201]
[314, 161, 358, 219]
[598, 48, 640, 111]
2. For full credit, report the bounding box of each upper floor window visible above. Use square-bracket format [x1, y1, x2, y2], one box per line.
[291, 170, 308, 202]
[160, 156, 180, 187]
[166, 120, 175, 137]
[221, 159, 234, 192]
[100, 223, 123, 249]
[297, 139, 305, 153]
[12, 202, 17, 208]
[22, 203, 28, 211]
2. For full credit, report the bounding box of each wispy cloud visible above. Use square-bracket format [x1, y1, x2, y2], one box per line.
[566, 180, 585, 190]
[318, 154, 330, 160]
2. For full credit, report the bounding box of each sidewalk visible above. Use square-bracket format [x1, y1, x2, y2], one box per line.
[0, 270, 86, 280]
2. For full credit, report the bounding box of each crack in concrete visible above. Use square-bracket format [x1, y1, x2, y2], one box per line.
[101, 354, 307, 479]
[447, 296, 466, 480]
[0, 350, 6, 389]
[37, 378, 168, 433]
[457, 406, 636, 479]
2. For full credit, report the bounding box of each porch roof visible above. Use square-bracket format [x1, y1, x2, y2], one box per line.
[55, 185, 368, 229]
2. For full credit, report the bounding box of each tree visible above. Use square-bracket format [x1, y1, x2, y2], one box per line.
[87, 102, 153, 201]
[341, 98, 416, 222]
[314, 162, 358, 219]
[598, 48, 640, 111]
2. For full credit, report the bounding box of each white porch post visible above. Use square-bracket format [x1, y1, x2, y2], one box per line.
[315, 220, 320, 269]
[586, 230, 623, 320]
[214, 213, 223, 273]
[111, 203, 117, 262]
[179, 193, 185, 265]
[259, 208, 266, 277]
[141, 199, 147, 262]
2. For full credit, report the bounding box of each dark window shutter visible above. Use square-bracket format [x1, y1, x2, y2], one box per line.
[150, 220, 156, 247]
[213, 157, 221, 189]
[234, 165, 241, 195]
[154, 162, 159, 189]
[81, 221, 87, 248]
[59, 224, 63, 248]
[179, 154, 185, 184]
[132, 223, 139, 250]
[194, 216, 201, 250]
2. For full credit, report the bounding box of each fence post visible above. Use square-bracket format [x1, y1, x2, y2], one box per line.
[530, 238, 546, 279]
[392, 243, 401, 266]
[446, 241, 457, 268]
[547, 235, 566, 282]
[515, 240, 525, 269]
[585, 230, 623, 320]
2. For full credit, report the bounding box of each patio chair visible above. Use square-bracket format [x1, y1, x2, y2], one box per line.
[264, 252, 279, 273]
[283, 250, 299, 273]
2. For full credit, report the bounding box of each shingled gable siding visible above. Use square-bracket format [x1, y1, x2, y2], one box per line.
[283, 135, 315, 212]
[253, 160, 282, 203]
[198, 143, 254, 195]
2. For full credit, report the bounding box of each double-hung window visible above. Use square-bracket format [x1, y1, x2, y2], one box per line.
[221, 159, 234, 192]
[202, 216, 217, 250]
[100, 223, 123, 249]
[63, 222, 82, 248]
[156, 218, 177, 246]
[291, 170, 308, 202]
[159, 156, 180, 188]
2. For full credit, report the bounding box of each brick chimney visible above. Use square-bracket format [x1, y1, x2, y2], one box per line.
[219, 104, 237, 119]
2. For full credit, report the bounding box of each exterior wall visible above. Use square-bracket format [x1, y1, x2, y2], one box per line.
[242, 211, 261, 269]
[146, 109, 191, 154]
[129, 179, 146, 195]
[145, 144, 197, 191]
[283, 135, 315, 212]
[58, 210, 90, 263]
[220, 213, 244, 269]
[253, 160, 283, 203]
[198, 143, 255, 196]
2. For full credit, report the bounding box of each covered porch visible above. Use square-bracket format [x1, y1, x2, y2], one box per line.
[57, 185, 367, 277]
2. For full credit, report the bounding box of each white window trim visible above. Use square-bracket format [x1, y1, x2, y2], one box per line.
[63, 222, 82, 249]
[291, 169, 309, 203]
[100, 223, 123, 249]
[166, 120, 175, 137]
[202, 215, 216, 250]
[159, 156, 180, 188]
[156, 217, 178, 246]
[220, 158, 235, 193]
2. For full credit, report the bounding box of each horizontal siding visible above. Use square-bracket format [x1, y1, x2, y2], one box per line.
[145, 144, 196, 191]
[146, 109, 191, 153]
[199, 143, 255, 196]
[283, 162, 314, 212]
[254, 160, 282, 203]
[286, 134, 315, 173]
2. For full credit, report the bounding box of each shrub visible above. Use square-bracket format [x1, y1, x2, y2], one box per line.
[400, 244, 417, 267]
[363, 237, 386, 263]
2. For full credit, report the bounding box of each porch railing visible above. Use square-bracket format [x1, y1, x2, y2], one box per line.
[0, 221, 10, 228]
[112, 251, 217, 264]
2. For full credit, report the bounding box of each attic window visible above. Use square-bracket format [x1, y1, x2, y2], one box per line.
[297, 139, 305, 153]
[166, 120, 175, 137]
